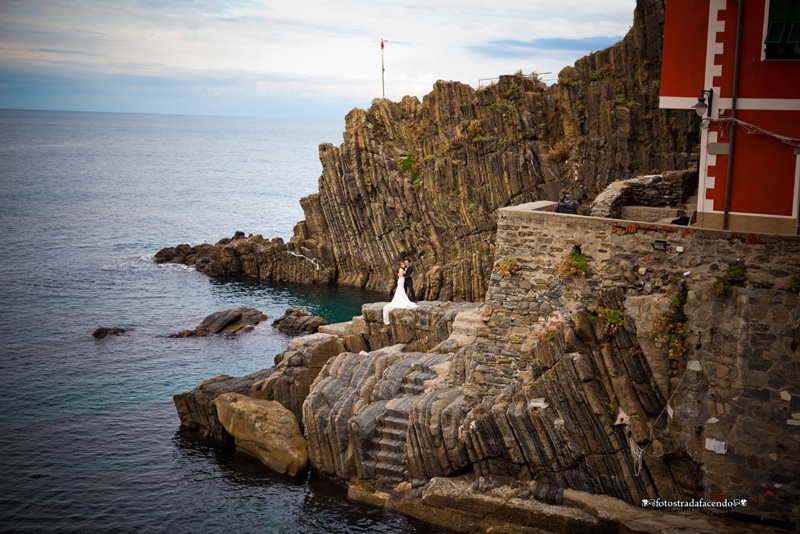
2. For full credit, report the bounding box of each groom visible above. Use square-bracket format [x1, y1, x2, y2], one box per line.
[403, 259, 417, 302]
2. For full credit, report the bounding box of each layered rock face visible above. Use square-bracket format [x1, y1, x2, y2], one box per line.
[174, 302, 479, 442]
[302, 206, 800, 529]
[302, 293, 690, 503]
[156, 0, 694, 303]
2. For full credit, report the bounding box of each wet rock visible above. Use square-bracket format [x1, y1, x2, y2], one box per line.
[173, 368, 276, 442]
[174, 331, 348, 443]
[169, 308, 267, 337]
[214, 393, 308, 476]
[272, 307, 326, 335]
[92, 327, 128, 339]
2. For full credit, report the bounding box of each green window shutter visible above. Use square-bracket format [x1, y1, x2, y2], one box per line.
[769, 0, 793, 19]
[765, 0, 800, 58]
[766, 20, 786, 43]
[789, 21, 800, 44]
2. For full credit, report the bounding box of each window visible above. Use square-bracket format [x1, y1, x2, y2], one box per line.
[765, 0, 800, 60]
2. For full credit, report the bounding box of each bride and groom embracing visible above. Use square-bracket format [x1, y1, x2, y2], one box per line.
[382, 259, 418, 325]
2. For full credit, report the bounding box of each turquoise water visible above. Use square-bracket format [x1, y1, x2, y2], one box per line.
[0, 110, 432, 533]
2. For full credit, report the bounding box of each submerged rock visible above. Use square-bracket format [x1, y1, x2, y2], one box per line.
[92, 327, 128, 338]
[214, 393, 308, 476]
[169, 308, 267, 337]
[272, 307, 326, 335]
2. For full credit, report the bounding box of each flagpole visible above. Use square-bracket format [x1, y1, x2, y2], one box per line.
[381, 38, 386, 99]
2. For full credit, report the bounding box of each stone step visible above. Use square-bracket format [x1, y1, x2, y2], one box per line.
[400, 383, 426, 396]
[388, 396, 414, 415]
[383, 414, 409, 427]
[377, 437, 406, 454]
[376, 449, 405, 465]
[620, 205, 683, 223]
[379, 426, 407, 441]
[375, 462, 404, 481]
[402, 371, 428, 385]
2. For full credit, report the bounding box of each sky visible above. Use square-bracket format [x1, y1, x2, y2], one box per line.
[0, 0, 636, 119]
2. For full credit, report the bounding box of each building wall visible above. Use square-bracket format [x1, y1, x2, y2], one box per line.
[660, 0, 800, 235]
[660, 0, 708, 104]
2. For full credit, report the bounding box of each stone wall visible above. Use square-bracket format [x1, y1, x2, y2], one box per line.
[482, 204, 800, 528]
[590, 170, 697, 219]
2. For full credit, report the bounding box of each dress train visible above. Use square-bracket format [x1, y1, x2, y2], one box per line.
[382, 276, 418, 324]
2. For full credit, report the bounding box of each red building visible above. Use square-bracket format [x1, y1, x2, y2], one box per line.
[660, 0, 800, 235]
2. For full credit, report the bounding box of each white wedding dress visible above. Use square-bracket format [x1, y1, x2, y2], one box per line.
[382, 275, 418, 324]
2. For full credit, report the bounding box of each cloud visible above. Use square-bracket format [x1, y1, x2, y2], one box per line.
[0, 0, 636, 117]
[469, 36, 624, 59]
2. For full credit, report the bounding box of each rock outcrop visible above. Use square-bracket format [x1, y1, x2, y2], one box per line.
[173, 368, 276, 442]
[174, 302, 478, 441]
[302, 295, 693, 504]
[349, 477, 757, 534]
[249, 333, 344, 427]
[271, 307, 326, 335]
[214, 393, 308, 476]
[169, 308, 267, 337]
[92, 327, 128, 338]
[297, 205, 800, 531]
[155, 0, 695, 304]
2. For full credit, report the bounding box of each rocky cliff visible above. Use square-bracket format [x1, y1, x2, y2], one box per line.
[156, 0, 697, 303]
[175, 207, 800, 531]
[298, 206, 800, 532]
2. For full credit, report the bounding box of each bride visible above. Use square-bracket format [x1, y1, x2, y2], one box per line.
[383, 261, 419, 324]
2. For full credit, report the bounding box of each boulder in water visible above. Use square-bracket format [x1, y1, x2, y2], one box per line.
[214, 393, 308, 476]
[170, 308, 267, 337]
[272, 307, 326, 335]
[92, 327, 128, 339]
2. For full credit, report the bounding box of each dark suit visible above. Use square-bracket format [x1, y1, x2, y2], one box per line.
[403, 264, 417, 302]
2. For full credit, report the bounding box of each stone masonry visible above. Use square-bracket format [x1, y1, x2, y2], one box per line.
[589, 171, 697, 219]
[479, 203, 800, 529]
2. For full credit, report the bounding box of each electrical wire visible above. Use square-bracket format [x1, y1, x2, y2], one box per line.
[705, 116, 800, 149]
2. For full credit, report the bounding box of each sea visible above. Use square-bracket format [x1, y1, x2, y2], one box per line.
[0, 110, 438, 533]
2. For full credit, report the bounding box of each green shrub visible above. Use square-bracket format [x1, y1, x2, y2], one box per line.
[560, 250, 591, 277]
[400, 155, 416, 174]
[652, 314, 688, 358]
[712, 278, 732, 295]
[786, 274, 800, 293]
[712, 264, 747, 295]
[588, 306, 625, 334]
[495, 257, 521, 278]
[727, 264, 747, 284]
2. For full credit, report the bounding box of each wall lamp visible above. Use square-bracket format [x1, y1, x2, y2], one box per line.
[651, 240, 668, 251]
[693, 89, 714, 117]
